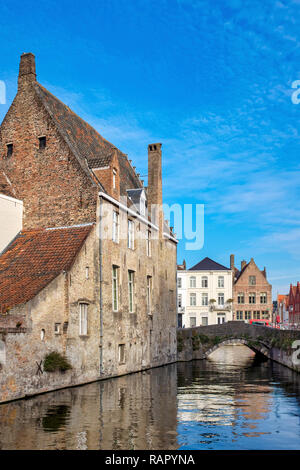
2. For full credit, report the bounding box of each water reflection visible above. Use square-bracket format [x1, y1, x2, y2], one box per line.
[0, 345, 300, 449]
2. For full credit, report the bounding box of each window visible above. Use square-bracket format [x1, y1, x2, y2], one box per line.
[128, 219, 134, 249]
[249, 276, 256, 286]
[113, 169, 117, 190]
[260, 292, 267, 304]
[190, 293, 196, 306]
[218, 293, 224, 306]
[112, 211, 119, 243]
[85, 266, 89, 280]
[190, 317, 196, 327]
[218, 276, 224, 288]
[118, 344, 125, 364]
[202, 293, 208, 306]
[140, 195, 146, 216]
[54, 323, 61, 334]
[201, 317, 208, 326]
[177, 277, 182, 289]
[245, 311, 251, 320]
[178, 294, 182, 308]
[39, 136, 46, 149]
[237, 292, 244, 304]
[146, 230, 151, 256]
[218, 316, 225, 324]
[253, 311, 260, 319]
[262, 310, 269, 319]
[249, 293, 256, 304]
[128, 270, 134, 313]
[79, 303, 88, 335]
[190, 276, 196, 288]
[40, 329, 45, 341]
[112, 266, 119, 311]
[6, 143, 13, 158]
[201, 276, 208, 288]
[236, 311, 243, 320]
[147, 276, 152, 314]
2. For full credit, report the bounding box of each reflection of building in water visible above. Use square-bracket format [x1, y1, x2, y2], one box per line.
[177, 345, 272, 433]
[0, 364, 178, 450]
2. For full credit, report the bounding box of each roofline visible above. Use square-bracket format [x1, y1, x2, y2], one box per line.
[0, 193, 23, 204]
[98, 191, 178, 243]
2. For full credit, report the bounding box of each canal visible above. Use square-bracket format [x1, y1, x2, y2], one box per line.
[1, 345, 300, 450]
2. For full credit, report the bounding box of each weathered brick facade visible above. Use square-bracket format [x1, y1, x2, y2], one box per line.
[0, 53, 177, 402]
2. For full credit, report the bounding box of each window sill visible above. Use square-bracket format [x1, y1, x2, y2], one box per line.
[79, 334, 89, 338]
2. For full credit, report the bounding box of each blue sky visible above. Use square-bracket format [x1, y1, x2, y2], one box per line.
[1, 0, 300, 298]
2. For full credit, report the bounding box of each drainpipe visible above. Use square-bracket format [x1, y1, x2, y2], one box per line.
[99, 195, 104, 375]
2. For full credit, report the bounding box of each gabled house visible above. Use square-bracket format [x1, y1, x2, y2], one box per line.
[288, 283, 300, 326]
[0, 53, 177, 402]
[231, 255, 272, 323]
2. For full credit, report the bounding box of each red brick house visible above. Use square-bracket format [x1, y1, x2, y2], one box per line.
[288, 283, 300, 325]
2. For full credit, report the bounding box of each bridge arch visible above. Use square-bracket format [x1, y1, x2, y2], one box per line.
[203, 337, 271, 359]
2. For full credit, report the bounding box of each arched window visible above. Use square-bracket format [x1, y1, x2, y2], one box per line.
[190, 276, 196, 288]
[201, 276, 208, 288]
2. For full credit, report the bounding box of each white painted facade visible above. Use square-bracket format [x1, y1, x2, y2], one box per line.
[177, 268, 233, 327]
[0, 193, 23, 253]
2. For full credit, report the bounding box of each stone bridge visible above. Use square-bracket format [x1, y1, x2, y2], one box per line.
[177, 321, 300, 372]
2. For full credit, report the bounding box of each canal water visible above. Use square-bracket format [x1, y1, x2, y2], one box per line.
[1, 345, 300, 450]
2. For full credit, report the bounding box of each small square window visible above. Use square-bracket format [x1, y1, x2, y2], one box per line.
[6, 144, 13, 158]
[54, 323, 61, 334]
[39, 136, 46, 149]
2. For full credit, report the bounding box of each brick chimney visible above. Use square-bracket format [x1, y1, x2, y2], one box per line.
[241, 260, 247, 270]
[230, 254, 235, 271]
[18, 52, 36, 90]
[148, 143, 163, 233]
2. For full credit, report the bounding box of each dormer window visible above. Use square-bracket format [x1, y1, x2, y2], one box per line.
[39, 136, 46, 150]
[6, 144, 13, 158]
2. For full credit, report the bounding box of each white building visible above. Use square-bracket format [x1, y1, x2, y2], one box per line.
[0, 171, 23, 253]
[177, 257, 233, 327]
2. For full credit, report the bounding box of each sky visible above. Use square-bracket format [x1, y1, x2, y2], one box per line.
[0, 0, 300, 298]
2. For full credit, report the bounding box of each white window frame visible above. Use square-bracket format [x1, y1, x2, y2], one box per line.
[79, 303, 88, 336]
[202, 293, 208, 306]
[177, 277, 182, 289]
[218, 276, 224, 288]
[128, 219, 134, 249]
[112, 210, 119, 243]
[113, 169, 117, 190]
[128, 270, 134, 313]
[190, 293, 196, 306]
[147, 230, 151, 257]
[201, 276, 208, 288]
[112, 266, 119, 312]
[178, 293, 182, 308]
[190, 276, 196, 288]
[147, 276, 152, 314]
[218, 293, 224, 306]
[190, 316, 196, 327]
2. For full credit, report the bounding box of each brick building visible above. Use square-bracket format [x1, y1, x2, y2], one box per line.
[230, 255, 272, 323]
[287, 283, 300, 326]
[0, 53, 177, 402]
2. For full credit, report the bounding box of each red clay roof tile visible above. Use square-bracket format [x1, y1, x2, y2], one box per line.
[0, 224, 93, 311]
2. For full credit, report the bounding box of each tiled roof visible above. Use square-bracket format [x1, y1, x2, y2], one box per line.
[0, 171, 16, 198]
[0, 224, 93, 311]
[34, 83, 142, 194]
[189, 257, 230, 271]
